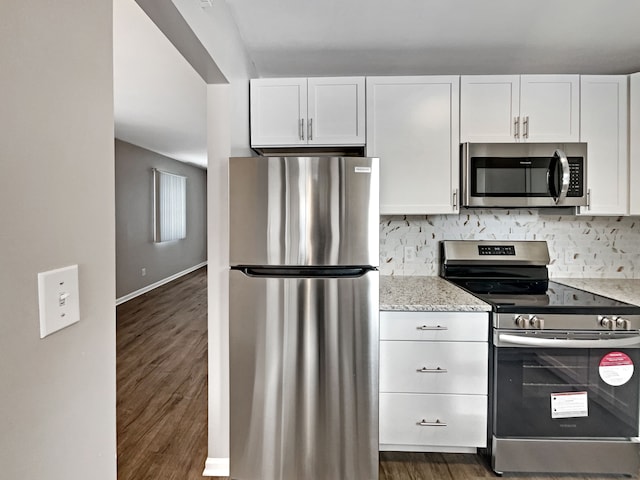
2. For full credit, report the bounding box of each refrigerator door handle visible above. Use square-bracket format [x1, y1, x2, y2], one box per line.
[236, 266, 374, 278]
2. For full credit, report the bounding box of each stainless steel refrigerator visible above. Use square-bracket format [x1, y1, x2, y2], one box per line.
[228, 156, 379, 480]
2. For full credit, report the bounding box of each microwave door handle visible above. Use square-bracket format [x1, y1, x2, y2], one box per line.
[554, 149, 570, 204]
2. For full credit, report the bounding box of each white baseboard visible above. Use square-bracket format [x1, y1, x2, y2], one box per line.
[115, 261, 207, 305]
[203, 457, 230, 477]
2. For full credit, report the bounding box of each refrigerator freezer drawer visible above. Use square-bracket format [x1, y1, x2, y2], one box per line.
[229, 156, 379, 267]
[229, 269, 379, 480]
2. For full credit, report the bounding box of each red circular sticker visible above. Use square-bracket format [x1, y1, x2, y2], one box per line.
[599, 351, 634, 386]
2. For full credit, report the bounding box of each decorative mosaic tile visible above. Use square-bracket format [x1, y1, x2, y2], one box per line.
[380, 210, 640, 278]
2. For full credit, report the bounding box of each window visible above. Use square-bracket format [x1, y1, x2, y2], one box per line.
[153, 168, 186, 242]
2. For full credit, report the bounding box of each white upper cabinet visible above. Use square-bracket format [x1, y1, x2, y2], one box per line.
[250, 77, 365, 147]
[461, 75, 580, 143]
[460, 75, 519, 142]
[579, 75, 629, 216]
[630, 73, 640, 216]
[366, 76, 460, 215]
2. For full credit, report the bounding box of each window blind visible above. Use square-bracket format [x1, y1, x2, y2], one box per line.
[153, 168, 186, 242]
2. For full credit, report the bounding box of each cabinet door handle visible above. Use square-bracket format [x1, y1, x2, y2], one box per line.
[417, 325, 448, 331]
[308, 118, 313, 141]
[417, 367, 448, 373]
[514, 116, 520, 139]
[452, 189, 458, 210]
[523, 115, 529, 139]
[586, 188, 591, 210]
[418, 419, 447, 427]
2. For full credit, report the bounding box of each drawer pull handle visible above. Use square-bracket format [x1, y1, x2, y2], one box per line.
[417, 367, 448, 373]
[417, 325, 448, 331]
[418, 419, 447, 427]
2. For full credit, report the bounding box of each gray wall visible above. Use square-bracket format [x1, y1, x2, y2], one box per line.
[115, 139, 207, 299]
[0, 1, 117, 479]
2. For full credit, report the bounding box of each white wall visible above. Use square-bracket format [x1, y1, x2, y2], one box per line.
[171, 0, 257, 475]
[0, 1, 116, 479]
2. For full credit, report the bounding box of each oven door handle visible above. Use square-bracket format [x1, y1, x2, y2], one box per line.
[497, 333, 640, 348]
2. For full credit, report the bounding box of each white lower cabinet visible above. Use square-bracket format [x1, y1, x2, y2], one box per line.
[380, 341, 488, 395]
[379, 393, 487, 450]
[379, 311, 489, 453]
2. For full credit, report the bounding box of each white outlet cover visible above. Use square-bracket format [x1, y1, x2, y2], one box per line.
[37, 265, 80, 338]
[404, 246, 417, 262]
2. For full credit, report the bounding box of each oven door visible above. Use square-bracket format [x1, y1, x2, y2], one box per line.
[493, 330, 640, 439]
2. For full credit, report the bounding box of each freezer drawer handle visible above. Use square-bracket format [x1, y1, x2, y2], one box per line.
[417, 367, 448, 373]
[417, 325, 448, 331]
[418, 419, 447, 427]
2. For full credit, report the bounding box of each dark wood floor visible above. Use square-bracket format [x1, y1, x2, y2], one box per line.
[116, 267, 633, 480]
[117, 267, 208, 480]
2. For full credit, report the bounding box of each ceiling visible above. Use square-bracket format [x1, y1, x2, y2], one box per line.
[113, 0, 208, 168]
[114, 0, 640, 168]
[224, 0, 640, 77]
[224, 0, 640, 76]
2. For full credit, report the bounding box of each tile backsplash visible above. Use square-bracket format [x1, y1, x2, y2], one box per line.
[380, 210, 640, 278]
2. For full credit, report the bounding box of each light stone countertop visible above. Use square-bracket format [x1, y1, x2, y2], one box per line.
[380, 275, 491, 312]
[553, 278, 640, 307]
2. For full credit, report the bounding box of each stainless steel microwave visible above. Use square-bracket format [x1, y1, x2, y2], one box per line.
[461, 142, 588, 208]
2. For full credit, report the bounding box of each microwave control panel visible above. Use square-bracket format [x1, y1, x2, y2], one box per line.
[567, 159, 584, 197]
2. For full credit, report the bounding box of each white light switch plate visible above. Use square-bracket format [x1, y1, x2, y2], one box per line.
[37, 265, 80, 338]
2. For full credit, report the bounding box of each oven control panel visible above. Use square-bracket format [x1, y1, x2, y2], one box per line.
[478, 245, 515, 256]
[494, 313, 640, 331]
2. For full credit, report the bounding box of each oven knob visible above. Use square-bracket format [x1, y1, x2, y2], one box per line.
[529, 316, 544, 329]
[599, 316, 614, 330]
[514, 315, 527, 328]
[616, 317, 631, 331]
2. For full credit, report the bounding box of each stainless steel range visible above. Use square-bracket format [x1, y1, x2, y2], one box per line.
[440, 240, 640, 476]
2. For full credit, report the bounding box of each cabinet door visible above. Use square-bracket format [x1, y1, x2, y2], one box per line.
[380, 341, 488, 395]
[379, 393, 487, 449]
[460, 75, 520, 142]
[579, 75, 628, 215]
[307, 77, 365, 146]
[520, 75, 580, 142]
[250, 78, 307, 146]
[630, 73, 640, 215]
[380, 311, 488, 342]
[366, 76, 460, 214]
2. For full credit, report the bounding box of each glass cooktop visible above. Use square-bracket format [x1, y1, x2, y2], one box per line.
[451, 280, 640, 315]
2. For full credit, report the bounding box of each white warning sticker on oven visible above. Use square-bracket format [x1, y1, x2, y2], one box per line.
[551, 391, 588, 419]
[599, 351, 634, 386]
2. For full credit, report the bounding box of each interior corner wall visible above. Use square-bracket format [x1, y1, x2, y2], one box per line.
[115, 139, 207, 299]
[0, 1, 117, 479]
[206, 83, 232, 475]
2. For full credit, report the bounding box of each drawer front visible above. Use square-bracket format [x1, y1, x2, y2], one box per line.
[380, 341, 488, 394]
[379, 393, 487, 448]
[380, 311, 488, 342]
